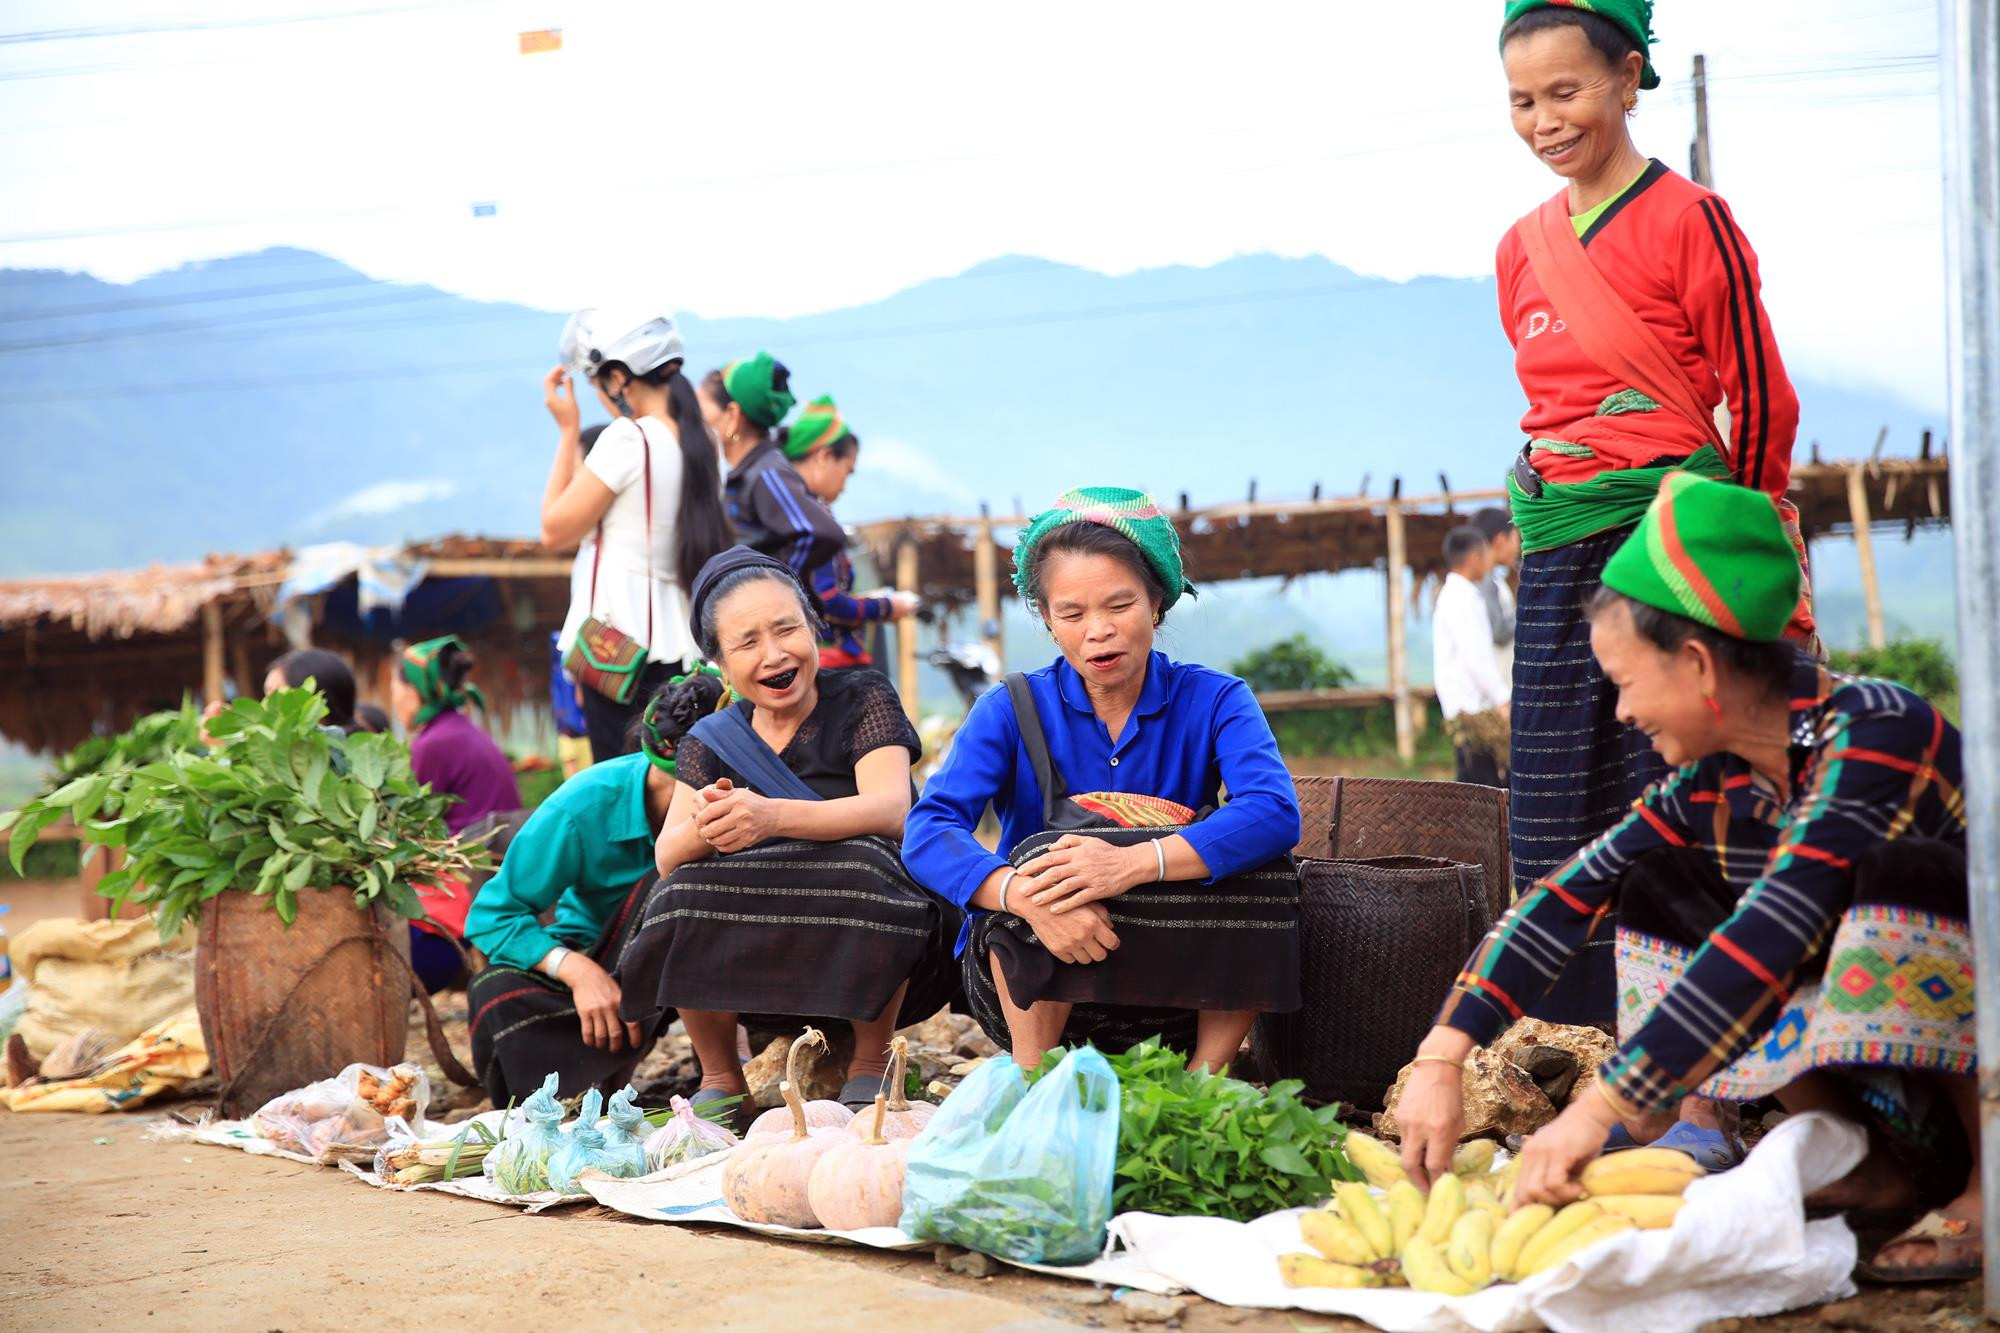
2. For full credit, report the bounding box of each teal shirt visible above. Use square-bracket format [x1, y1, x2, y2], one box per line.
[463, 751, 657, 971]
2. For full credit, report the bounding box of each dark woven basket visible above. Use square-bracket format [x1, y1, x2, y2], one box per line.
[1252, 855, 1491, 1112]
[1293, 776, 1512, 922]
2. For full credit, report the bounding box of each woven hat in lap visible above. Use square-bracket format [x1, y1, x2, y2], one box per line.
[1011, 486, 1196, 612]
[1601, 472, 1800, 642]
[1501, 0, 1660, 90]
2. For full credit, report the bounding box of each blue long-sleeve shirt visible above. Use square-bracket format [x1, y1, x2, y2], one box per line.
[903, 650, 1301, 954]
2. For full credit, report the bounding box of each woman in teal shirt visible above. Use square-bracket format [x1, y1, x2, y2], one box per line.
[464, 705, 713, 1102]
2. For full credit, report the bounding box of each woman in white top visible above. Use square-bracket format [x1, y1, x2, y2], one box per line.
[541, 307, 733, 762]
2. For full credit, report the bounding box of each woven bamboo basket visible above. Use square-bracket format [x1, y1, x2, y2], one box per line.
[1251, 855, 1490, 1111]
[1292, 775, 1512, 921]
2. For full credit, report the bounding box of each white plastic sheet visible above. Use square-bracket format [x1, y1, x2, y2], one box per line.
[1110, 1111, 1865, 1333]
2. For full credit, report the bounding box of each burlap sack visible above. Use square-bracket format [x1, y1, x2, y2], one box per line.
[12, 916, 196, 1060]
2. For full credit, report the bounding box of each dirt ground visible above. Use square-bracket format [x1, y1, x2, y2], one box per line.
[1, 1101, 1986, 1333]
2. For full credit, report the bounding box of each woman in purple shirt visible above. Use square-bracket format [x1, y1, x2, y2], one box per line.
[392, 635, 522, 990]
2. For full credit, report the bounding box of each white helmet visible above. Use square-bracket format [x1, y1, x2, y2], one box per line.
[559, 306, 687, 382]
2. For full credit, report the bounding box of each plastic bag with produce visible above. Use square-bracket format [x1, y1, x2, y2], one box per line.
[251, 1061, 430, 1163]
[483, 1071, 565, 1194]
[643, 1094, 739, 1170]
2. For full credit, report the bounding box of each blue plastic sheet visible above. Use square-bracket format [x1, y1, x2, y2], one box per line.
[899, 1048, 1120, 1265]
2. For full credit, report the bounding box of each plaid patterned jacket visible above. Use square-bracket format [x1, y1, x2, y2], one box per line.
[1437, 654, 1966, 1114]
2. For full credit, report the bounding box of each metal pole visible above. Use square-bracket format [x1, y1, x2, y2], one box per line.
[1940, 0, 2000, 1312]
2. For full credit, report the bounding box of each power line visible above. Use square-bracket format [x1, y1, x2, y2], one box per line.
[0, 272, 380, 322]
[0, 0, 498, 46]
[0, 285, 450, 353]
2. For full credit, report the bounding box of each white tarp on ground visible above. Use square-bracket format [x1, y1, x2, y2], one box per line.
[1108, 1111, 1865, 1333]
[582, 1151, 1185, 1294]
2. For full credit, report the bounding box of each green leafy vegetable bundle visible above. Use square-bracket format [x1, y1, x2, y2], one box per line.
[1036, 1036, 1361, 1222]
[2, 687, 485, 938]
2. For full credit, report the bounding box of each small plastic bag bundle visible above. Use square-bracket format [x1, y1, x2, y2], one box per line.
[546, 1088, 630, 1195]
[643, 1094, 739, 1171]
[483, 1071, 565, 1195]
[251, 1062, 431, 1162]
[594, 1085, 651, 1178]
[899, 1048, 1119, 1265]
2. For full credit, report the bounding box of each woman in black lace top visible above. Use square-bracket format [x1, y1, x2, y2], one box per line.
[617, 549, 961, 1113]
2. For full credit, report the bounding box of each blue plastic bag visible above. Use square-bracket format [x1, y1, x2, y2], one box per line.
[482, 1071, 565, 1195]
[899, 1047, 1120, 1266]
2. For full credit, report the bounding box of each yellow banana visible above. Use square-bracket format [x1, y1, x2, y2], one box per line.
[1333, 1183, 1393, 1260]
[1451, 1140, 1497, 1177]
[1514, 1200, 1605, 1275]
[1463, 1178, 1503, 1214]
[1445, 1209, 1496, 1288]
[1401, 1236, 1477, 1296]
[1345, 1132, 1413, 1191]
[1489, 1203, 1555, 1281]
[1386, 1180, 1426, 1252]
[1278, 1253, 1384, 1289]
[1579, 1149, 1704, 1198]
[1299, 1210, 1378, 1266]
[1418, 1170, 1466, 1245]
[1520, 1215, 1637, 1277]
[1589, 1193, 1686, 1230]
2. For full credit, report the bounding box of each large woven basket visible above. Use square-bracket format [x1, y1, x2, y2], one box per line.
[1292, 775, 1512, 921]
[1252, 855, 1491, 1111]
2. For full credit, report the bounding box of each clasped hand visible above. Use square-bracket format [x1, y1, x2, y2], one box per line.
[1019, 834, 1146, 914]
[692, 778, 780, 853]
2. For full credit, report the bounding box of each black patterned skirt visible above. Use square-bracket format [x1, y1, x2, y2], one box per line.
[617, 835, 962, 1030]
[466, 875, 656, 1106]
[1509, 525, 1667, 1026]
[963, 817, 1302, 1056]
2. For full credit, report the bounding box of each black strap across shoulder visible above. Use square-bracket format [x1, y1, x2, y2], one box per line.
[1007, 671, 1100, 830]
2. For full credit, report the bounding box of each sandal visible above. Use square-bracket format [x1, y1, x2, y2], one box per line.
[1647, 1121, 1744, 1172]
[1854, 1209, 1982, 1284]
[838, 1074, 888, 1111]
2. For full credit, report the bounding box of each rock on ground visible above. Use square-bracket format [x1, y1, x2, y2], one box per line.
[1377, 1047, 1555, 1141]
[744, 1030, 854, 1108]
[1490, 1019, 1615, 1107]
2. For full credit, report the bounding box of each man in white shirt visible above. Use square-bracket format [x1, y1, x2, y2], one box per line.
[1473, 508, 1520, 682]
[1432, 525, 1510, 787]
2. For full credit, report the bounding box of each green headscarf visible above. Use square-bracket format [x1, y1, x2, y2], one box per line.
[721, 351, 796, 431]
[1501, 0, 1659, 90]
[782, 395, 851, 461]
[1011, 486, 1196, 613]
[1600, 472, 1800, 642]
[399, 635, 485, 728]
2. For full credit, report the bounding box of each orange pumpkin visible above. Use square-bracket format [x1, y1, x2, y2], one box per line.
[810, 1040, 913, 1230]
[721, 1027, 846, 1228]
[846, 1035, 936, 1142]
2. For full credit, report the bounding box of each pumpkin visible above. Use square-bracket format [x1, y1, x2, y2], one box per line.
[846, 1035, 936, 1142]
[746, 1029, 854, 1141]
[721, 1027, 847, 1228]
[809, 1040, 913, 1230]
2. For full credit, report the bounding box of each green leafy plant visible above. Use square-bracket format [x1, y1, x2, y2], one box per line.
[1034, 1037, 1360, 1222]
[2, 687, 486, 939]
[1230, 635, 1452, 764]
[11, 698, 209, 875]
[1829, 635, 1958, 706]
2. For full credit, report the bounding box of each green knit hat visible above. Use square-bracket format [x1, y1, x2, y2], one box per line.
[1012, 486, 1196, 613]
[399, 635, 484, 728]
[721, 351, 796, 430]
[783, 395, 851, 460]
[1601, 473, 1800, 642]
[1502, 0, 1659, 90]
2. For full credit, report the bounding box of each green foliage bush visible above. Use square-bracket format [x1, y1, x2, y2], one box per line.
[1229, 635, 1452, 762]
[1827, 636, 1958, 706]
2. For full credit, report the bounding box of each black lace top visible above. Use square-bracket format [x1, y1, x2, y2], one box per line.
[672, 668, 919, 800]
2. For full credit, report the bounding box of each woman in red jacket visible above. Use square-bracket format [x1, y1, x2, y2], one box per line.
[1494, 0, 1813, 1075]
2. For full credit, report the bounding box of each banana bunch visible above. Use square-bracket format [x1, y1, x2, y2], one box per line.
[1279, 1138, 1701, 1293]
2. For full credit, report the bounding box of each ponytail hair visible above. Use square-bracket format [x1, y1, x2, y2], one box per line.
[655, 365, 732, 590]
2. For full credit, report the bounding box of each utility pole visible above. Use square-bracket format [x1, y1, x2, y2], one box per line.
[1689, 54, 1713, 188]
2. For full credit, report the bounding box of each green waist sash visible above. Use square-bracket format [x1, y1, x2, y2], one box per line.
[1507, 443, 1730, 555]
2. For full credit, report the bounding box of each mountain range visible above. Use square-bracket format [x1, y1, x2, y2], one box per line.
[0, 246, 1959, 666]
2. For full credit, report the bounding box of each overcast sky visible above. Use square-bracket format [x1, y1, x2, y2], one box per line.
[0, 0, 1948, 407]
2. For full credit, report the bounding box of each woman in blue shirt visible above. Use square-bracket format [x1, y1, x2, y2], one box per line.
[904, 486, 1303, 1072]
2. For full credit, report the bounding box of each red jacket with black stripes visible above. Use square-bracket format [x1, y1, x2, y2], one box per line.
[1496, 160, 1799, 503]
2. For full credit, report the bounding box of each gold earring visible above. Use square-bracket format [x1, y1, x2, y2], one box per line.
[1624, 92, 1638, 113]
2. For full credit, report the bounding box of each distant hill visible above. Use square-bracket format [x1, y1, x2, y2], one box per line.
[0, 246, 1957, 661]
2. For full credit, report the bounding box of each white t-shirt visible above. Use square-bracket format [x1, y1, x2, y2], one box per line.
[572, 415, 700, 666]
[1433, 572, 1510, 722]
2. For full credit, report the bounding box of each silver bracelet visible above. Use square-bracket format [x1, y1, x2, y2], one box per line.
[1153, 839, 1167, 883]
[997, 868, 1020, 915]
[542, 946, 571, 978]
